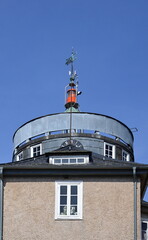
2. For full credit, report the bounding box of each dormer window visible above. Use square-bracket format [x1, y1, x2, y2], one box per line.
[17, 151, 23, 161]
[49, 155, 89, 165]
[104, 143, 115, 159]
[31, 144, 42, 157]
[122, 150, 130, 161]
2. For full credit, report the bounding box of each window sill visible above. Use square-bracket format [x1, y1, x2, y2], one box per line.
[55, 218, 83, 221]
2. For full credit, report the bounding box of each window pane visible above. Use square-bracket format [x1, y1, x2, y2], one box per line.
[60, 196, 67, 204]
[54, 159, 61, 163]
[71, 186, 77, 195]
[71, 196, 77, 205]
[105, 150, 108, 154]
[109, 151, 112, 157]
[70, 158, 76, 163]
[60, 206, 67, 215]
[34, 152, 40, 157]
[109, 146, 112, 151]
[77, 158, 84, 163]
[62, 159, 68, 163]
[70, 206, 77, 215]
[60, 186, 67, 195]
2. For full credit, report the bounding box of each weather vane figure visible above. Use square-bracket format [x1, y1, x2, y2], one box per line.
[65, 49, 77, 82]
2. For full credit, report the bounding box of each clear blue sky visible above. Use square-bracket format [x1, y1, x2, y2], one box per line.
[0, 0, 148, 169]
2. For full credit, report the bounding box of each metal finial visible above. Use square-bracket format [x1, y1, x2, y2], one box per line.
[65, 49, 77, 81]
[65, 49, 77, 65]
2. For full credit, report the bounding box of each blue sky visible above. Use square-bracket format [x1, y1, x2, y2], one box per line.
[0, 0, 148, 171]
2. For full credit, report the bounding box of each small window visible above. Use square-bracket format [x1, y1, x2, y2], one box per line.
[54, 159, 61, 164]
[142, 221, 148, 240]
[55, 181, 83, 219]
[62, 158, 69, 164]
[122, 150, 130, 161]
[70, 158, 76, 163]
[31, 144, 42, 157]
[78, 158, 84, 163]
[104, 143, 115, 159]
[17, 152, 23, 161]
[49, 155, 89, 165]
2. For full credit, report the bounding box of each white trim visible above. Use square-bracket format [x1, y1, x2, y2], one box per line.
[31, 144, 42, 157]
[55, 181, 83, 220]
[49, 155, 89, 165]
[104, 142, 115, 159]
[122, 150, 130, 161]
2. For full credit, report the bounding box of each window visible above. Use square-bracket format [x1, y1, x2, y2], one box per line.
[122, 150, 130, 161]
[55, 181, 83, 219]
[104, 143, 115, 159]
[142, 221, 148, 240]
[17, 152, 23, 161]
[31, 144, 42, 157]
[49, 155, 89, 165]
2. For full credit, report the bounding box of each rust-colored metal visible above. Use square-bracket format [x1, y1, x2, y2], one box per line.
[66, 88, 76, 103]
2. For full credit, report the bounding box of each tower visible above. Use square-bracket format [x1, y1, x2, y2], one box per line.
[0, 51, 147, 240]
[13, 51, 134, 163]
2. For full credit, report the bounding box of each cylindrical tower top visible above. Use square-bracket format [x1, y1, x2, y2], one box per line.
[12, 51, 134, 163]
[13, 112, 134, 150]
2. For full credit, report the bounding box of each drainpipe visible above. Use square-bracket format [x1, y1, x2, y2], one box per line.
[133, 167, 137, 240]
[0, 168, 3, 240]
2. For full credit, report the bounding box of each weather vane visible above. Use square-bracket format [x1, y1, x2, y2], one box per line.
[65, 49, 77, 82]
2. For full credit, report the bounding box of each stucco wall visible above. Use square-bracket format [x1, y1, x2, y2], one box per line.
[3, 177, 141, 240]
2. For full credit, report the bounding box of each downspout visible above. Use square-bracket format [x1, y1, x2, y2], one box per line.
[0, 168, 3, 240]
[133, 167, 137, 240]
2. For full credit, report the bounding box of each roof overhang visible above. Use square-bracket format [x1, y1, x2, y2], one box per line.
[0, 165, 147, 198]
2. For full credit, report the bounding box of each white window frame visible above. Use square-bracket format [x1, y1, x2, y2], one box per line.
[31, 144, 42, 157]
[122, 150, 130, 161]
[49, 155, 89, 165]
[55, 181, 83, 220]
[17, 151, 23, 161]
[104, 142, 115, 159]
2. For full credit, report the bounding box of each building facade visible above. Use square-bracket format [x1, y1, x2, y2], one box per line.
[0, 52, 148, 239]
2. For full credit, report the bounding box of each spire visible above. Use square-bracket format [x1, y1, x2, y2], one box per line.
[65, 50, 81, 112]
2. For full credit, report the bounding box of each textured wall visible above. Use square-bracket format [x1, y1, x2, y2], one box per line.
[3, 177, 141, 240]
